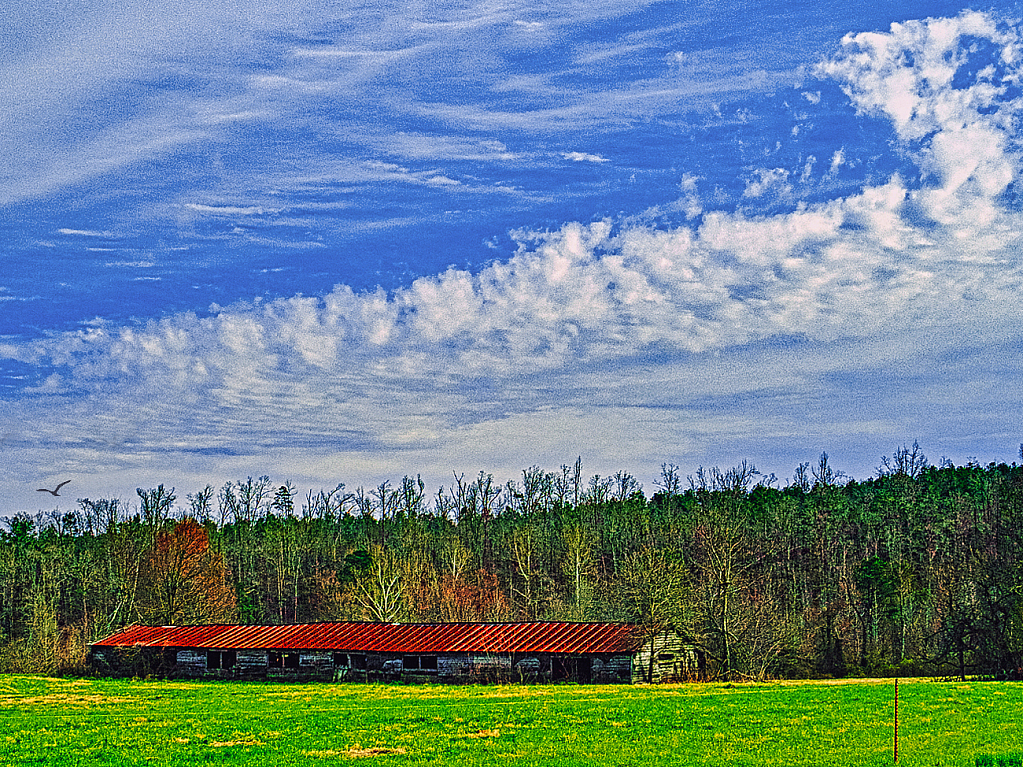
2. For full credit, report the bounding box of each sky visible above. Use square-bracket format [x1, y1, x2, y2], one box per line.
[3, 0, 1023, 513]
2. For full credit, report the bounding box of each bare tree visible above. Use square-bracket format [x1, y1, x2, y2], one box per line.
[521, 466, 554, 516]
[353, 486, 375, 517]
[78, 498, 121, 536]
[792, 462, 812, 491]
[878, 441, 929, 479]
[451, 473, 478, 522]
[615, 546, 688, 681]
[612, 470, 642, 503]
[688, 461, 758, 495]
[512, 526, 542, 619]
[686, 462, 786, 679]
[303, 483, 355, 523]
[353, 546, 405, 622]
[571, 456, 583, 507]
[812, 452, 847, 488]
[187, 485, 214, 524]
[586, 474, 613, 504]
[395, 475, 427, 520]
[137, 485, 176, 531]
[473, 472, 501, 567]
[433, 485, 457, 521]
[217, 476, 272, 525]
[217, 482, 238, 528]
[656, 463, 683, 497]
[370, 480, 398, 546]
[236, 476, 272, 522]
[561, 524, 597, 618]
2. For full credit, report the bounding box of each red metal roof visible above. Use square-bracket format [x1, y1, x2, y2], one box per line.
[91, 621, 645, 654]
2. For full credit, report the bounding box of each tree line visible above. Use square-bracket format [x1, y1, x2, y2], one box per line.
[1, 445, 1021, 681]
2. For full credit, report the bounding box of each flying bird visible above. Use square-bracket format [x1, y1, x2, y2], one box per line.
[37, 480, 71, 497]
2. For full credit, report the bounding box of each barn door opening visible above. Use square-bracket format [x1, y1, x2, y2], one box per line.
[551, 656, 569, 681]
[552, 656, 590, 682]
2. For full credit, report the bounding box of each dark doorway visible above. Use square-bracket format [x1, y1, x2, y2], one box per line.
[207, 650, 237, 670]
[269, 651, 300, 669]
[577, 657, 592, 683]
[552, 656, 591, 682]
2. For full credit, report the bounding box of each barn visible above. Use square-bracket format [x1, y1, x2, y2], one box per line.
[89, 621, 700, 683]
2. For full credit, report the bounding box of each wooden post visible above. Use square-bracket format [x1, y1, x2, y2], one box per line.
[894, 676, 899, 763]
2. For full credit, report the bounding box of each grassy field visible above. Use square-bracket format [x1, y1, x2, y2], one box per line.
[0, 675, 1020, 766]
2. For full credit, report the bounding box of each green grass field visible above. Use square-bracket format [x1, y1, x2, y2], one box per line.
[0, 675, 1020, 766]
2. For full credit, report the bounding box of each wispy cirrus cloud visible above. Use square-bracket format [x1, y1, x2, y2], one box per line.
[563, 152, 610, 163]
[0, 0, 693, 208]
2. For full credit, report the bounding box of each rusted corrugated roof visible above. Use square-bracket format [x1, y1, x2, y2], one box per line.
[91, 621, 645, 654]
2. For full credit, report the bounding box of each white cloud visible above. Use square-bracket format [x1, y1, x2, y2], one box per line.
[184, 204, 283, 216]
[563, 151, 611, 163]
[424, 175, 460, 186]
[828, 149, 846, 175]
[819, 11, 1020, 142]
[5, 9, 1023, 503]
[742, 168, 793, 200]
[366, 133, 519, 162]
[57, 229, 116, 237]
[18, 51, 1023, 397]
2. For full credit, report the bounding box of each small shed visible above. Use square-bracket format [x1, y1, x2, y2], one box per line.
[89, 621, 700, 683]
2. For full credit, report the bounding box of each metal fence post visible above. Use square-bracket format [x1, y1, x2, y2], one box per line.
[894, 676, 899, 764]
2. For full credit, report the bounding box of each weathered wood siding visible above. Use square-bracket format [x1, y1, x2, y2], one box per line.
[265, 650, 334, 680]
[594, 654, 633, 683]
[438, 653, 470, 679]
[357, 651, 633, 683]
[631, 631, 703, 682]
[175, 649, 206, 676]
[236, 650, 269, 677]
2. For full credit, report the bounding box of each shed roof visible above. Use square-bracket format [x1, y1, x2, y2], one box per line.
[91, 621, 645, 654]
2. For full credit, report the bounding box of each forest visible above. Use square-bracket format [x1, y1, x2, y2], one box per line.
[1, 444, 1021, 681]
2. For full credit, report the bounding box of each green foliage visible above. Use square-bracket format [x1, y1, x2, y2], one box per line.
[3, 457, 1023, 680]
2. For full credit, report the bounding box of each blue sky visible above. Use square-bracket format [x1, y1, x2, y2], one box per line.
[3, 0, 1022, 512]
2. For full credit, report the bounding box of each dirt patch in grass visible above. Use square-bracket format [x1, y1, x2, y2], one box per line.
[346, 747, 408, 758]
[209, 738, 263, 747]
[304, 746, 408, 759]
[0, 693, 131, 708]
[461, 729, 500, 738]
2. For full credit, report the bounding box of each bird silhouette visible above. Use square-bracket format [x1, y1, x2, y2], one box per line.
[37, 480, 71, 497]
